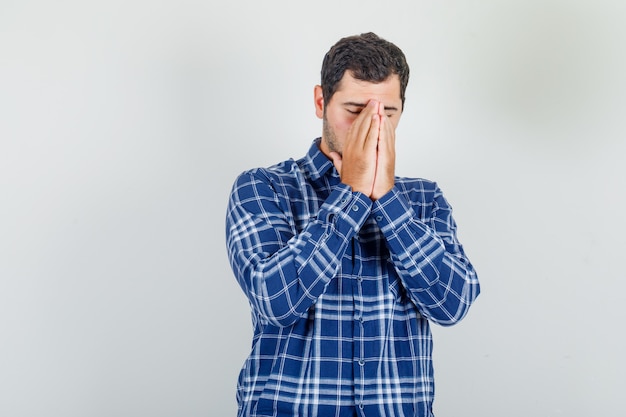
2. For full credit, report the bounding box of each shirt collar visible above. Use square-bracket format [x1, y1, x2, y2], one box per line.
[303, 137, 339, 182]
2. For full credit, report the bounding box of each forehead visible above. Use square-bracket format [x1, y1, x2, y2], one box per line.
[333, 72, 402, 106]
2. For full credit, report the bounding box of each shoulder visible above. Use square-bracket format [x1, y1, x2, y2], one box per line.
[395, 176, 440, 196]
[394, 176, 451, 208]
[235, 158, 300, 182]
[230, 159, 302, 196]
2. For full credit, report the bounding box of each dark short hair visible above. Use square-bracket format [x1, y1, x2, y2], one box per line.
[320, 32, 410, 109]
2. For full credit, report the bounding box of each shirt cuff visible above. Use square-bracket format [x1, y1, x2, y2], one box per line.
[319, 184, 372, 239]
[371, 186, 421, 234]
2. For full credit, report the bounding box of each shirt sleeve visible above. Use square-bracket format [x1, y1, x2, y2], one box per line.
[372, 184, 480, 326]
[226, 169, 372, 327]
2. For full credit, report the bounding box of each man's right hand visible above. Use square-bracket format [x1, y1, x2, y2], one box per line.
[329, 100, 381, 197]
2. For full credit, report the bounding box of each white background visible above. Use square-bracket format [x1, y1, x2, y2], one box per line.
[1, 1, 625, 416]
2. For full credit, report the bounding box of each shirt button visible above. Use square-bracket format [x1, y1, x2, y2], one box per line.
[359, 403, 364, 410]
[375, 215, 383, 221]
[340, 198, 347, 204]
[352, 205, 359, 212]
[359, 359, 365, 366]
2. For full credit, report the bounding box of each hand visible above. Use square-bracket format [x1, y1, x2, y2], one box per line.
[370, 103, 396, 200]
[329, 100, 381, 196]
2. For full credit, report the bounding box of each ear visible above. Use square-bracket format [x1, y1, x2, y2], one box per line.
[314, 85, 324, 119]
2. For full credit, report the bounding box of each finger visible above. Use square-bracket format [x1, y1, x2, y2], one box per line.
[365, 111, 381, 152]
[371, 114, 397, 200]
[378, 113, 395, 151]
[347, 100, 379, 150]
[377, 114, 396, 175]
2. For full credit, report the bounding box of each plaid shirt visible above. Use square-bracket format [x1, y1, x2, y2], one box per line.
[226, 138, 480, 417]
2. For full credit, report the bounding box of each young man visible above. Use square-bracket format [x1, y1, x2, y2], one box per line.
[225, 32, 480, 417]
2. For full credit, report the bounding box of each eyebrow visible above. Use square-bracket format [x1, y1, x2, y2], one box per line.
[342, 101, 400, 112]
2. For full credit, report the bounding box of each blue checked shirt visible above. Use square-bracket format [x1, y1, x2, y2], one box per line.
[226, 138, 480, 417]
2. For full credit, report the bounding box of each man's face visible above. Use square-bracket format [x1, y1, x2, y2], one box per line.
[315, 72, 403, 156]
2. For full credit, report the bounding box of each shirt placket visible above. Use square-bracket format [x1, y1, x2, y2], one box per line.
[351, 234, 366, 414]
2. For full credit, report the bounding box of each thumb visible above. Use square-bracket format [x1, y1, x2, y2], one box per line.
[329, 151, 343, 175]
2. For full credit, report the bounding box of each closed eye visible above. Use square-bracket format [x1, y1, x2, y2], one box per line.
[347, 108, 395, 118]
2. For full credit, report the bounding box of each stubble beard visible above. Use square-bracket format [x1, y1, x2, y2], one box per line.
[322, 115, 341, 156]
